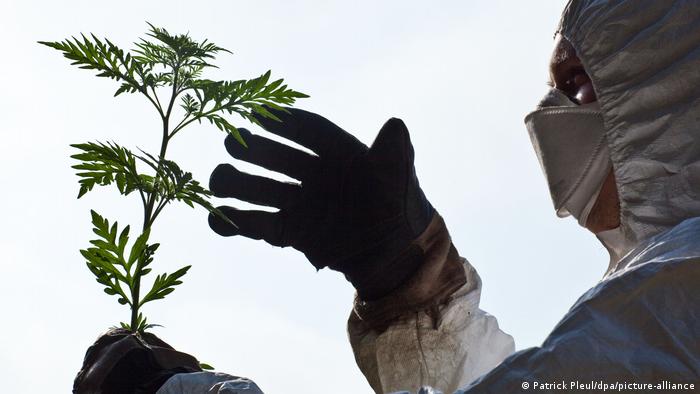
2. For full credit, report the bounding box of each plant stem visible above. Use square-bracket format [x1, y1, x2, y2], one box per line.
[130, 67, 179, 332]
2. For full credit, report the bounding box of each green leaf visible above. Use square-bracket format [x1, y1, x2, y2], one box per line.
[203, 114, 247, 147]
[175, 70, 308, 144]
[80, 211, 163, 310]
[127, 228, 151, 269]
[139, 265, 192, 306]
[70, 141, 146, 199]
[38, 35, 146, 94]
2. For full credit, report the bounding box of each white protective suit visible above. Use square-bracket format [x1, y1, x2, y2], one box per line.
[348, 0, 700, 393]
[157, 372, 264, 394]
[158, 0, 700, 392]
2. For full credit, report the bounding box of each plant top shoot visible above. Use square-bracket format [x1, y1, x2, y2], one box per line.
[40, 23, 307, 333]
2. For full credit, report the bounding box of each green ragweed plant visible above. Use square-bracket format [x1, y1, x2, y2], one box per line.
[40, 24, 307, 333]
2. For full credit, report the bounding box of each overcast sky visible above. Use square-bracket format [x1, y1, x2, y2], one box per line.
[0, 1, 610, 393]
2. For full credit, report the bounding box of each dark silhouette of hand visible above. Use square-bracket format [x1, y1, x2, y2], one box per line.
[209, 108, 434, 300]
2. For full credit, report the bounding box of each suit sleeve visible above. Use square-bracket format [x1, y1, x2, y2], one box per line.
[348, 258, 515, 394]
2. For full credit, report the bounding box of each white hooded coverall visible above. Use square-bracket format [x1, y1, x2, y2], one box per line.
[347, 0, 700, 392]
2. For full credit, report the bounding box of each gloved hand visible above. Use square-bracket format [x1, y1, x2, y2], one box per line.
[209, 108, 462, 304]
[73, 328, 201, 394]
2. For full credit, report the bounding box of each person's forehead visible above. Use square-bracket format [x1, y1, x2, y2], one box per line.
[549, 34, 578, 82]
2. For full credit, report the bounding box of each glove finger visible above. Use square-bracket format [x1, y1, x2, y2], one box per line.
[368, 117, 414, 159]
[208, 206, 285, 246]
[209, 163, 301, 209]
[368, 118, 434, 237]
[368, 117, 415, 176]
[254, 107, 368, 159]
[225, 128, 318, 181]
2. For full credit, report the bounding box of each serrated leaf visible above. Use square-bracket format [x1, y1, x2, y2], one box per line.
[127, 228, 151, 268]
[70, 141, 146, 198]
[139, 265, 191, 306]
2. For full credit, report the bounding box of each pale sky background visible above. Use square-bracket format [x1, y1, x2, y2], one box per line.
[0, 1, 609, 393]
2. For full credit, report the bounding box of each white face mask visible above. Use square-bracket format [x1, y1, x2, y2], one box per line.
[524, 88, 612, 227]
[525, 89, 639, 269]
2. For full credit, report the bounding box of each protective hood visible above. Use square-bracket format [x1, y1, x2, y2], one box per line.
[557, 0, 700, 253]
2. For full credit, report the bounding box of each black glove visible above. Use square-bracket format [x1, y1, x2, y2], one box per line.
[208, 108, 434, 301]
[73, 328, 201, 394]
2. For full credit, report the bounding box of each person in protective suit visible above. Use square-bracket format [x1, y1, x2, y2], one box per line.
[74, 0, 700, 393]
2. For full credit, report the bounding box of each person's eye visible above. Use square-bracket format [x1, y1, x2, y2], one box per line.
[553, 68, 584, 103]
